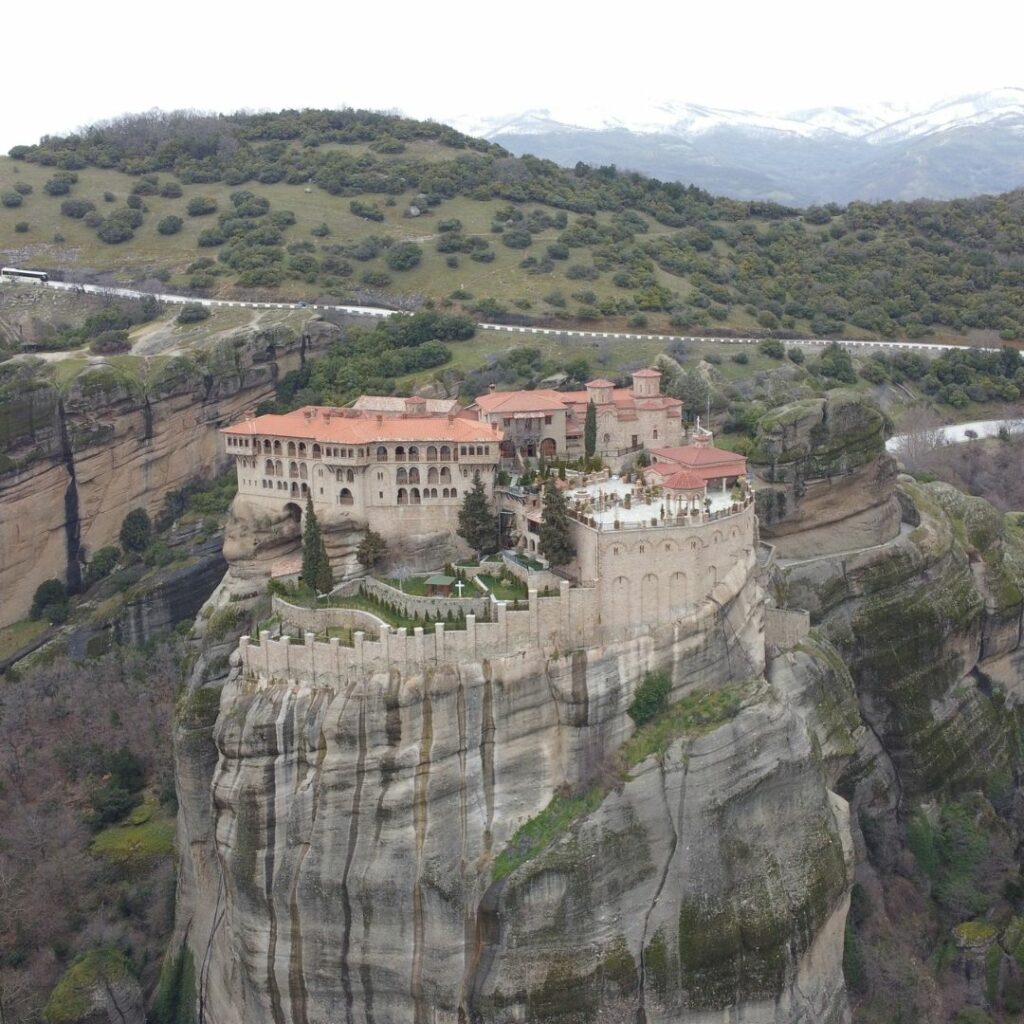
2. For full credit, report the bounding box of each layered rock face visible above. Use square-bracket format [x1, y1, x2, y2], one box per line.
[0, 321, 331, 625]
[173, 562, 860, 1023]
[752, 392, 901, 558]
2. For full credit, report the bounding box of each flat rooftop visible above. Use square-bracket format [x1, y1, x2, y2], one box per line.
[567, 476, 735, 529]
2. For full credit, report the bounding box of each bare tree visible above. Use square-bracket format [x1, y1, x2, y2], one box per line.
[893, 405, 948, 470]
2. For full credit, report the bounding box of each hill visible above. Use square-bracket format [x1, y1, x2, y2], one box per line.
[3, 109, 1024, 342]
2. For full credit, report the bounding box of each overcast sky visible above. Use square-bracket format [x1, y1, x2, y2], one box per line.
[4, 0, 1022, 152]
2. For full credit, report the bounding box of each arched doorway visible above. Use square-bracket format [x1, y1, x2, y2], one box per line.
[283, 502, 302, 522]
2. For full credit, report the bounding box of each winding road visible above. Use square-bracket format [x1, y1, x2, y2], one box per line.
[35, 279, 1008, 355]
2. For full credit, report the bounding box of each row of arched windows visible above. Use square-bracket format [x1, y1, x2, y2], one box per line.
[396, 467, 452, 485]
[396, 487, 459, 504]
[264, 460, 308, 480]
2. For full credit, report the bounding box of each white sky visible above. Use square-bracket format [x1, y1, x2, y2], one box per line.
[4, 0, 1023, 152]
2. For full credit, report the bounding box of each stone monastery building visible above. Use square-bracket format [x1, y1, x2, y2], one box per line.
[222, 406, 502, 539]
[470, 368, 683, 466]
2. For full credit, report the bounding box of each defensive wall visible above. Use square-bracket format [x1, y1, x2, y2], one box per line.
[241, 502, 759, 689]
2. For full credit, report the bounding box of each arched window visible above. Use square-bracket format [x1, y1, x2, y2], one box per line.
[603, 433, 610, 444]
[289, 461, 299, 479]
[265, 459, 275, 476]
[339, 488, 353, 505]
[411, 487, 421, 504]
[440, 467, 451, 483]
[298, 443, 307, 456]
[652, 429, 659, 440]
[312, 444, 321, 459]
[397, 468, 408, 485]
[395, 445, 406, 462]
[376, 446, 388, 462]
[300, 482, 309, 496]
[275, 460, 283, 476]
[287, 441, 296, 457]
[263, 439, 272, 453]
[442, 487, 449, 498]
[408, 467, 420, 484]
[427, 467, 438, 484]
[346, 469, 354, 483]
[290, 481, 299, 495]
[397, 488, 408, 505]
[408, 445, 419, 461]
[427, 446, 438, 462]
[273, 440, 282, 455]
[431, 488, 438, 498]
[440, 445, 451, 460]
[299, 464, 308, 480]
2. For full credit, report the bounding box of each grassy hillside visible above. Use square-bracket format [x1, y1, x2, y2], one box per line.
[4, 109, 1024, 342]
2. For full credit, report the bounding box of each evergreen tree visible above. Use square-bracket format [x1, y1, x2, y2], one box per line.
[538, 478, 575, 567]
[302, 495, 334, 595]
[357, 529, 387, 570]
[584, 398, 597, 459]
[457, 471, 499, 555]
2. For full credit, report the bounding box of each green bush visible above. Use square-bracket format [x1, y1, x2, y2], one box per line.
[14, 221, 28, 233]
[186, 195, 217, 216]
[157, 215, 183, 235]
[13, 181, 32, 195]
[731, 351, 750, 364]
[1, 191, 23, 207]
[84, 546, 120, 587]
[31, 578, 68, 622]
[177, 303, 211, 324]
[385, 241, 423, 271]
[159, 181, 183, 198]
[628, 671, 672, 726]
[787, 346, 805, 364]
[44, 172, 77, 196]
[97, 215, 135, 244]
[759, 338, 785, 359]
[89, 330, 131, 354]
[120, 508, 152, 553]
[310, 221, 330, 237]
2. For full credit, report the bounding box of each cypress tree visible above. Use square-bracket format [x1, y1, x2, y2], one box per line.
[457, 470, 499, 555]
[538, 478, 576, 567]
[302, 495, 334, 595]
[584, 398, 597, 460]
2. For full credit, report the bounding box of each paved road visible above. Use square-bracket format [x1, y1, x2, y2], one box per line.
[32, 279, 1007, 355]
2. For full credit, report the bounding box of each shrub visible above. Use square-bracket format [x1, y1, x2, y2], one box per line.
[270, 210, 296, 229]
[502, 227, 533, 249]
[89, 330, 131, 354]
[143, 541, 174, 567]
[43, 173, 77, 196]
[126, 194, 144, 210]
[31, 579, 68, 622]
[787, 346, 805, 364]
[310, 221, 330, 237]
[157, 215, 183, 235]
[1, 191, 23, 208]
[103, 191, 116, 202]
[84, 211, 104, 227]
[84, 546, 120, 588]
[131, 176, 159, 196]
[350, 199, 384, 222]
[759, 338, 785, 359]
[14, 221, 29, 233]
[119, 508, 152, 553]
[628, 671, 672, 726]
[361, 270, 391, 287]
[731, 351, 750, 364]
[159, 181, 183, 198]
[13, 181, 32, 195]
[177, 303, 211, 324]
[60, 198, 96, 219]
[96, 217, 135, 244]
[385, 241, 422, 271]
[186, 196, 217, 216]
[197, 227, 225, 246]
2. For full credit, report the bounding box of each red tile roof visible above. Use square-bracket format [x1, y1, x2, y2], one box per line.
[223, 406, 502, 444]
[472, 389, 568, 414]
[585, 378, 615, 388]
[647, 464, 707, 491]
[632, 368, 662, 378]
[648, 445, 748, 470]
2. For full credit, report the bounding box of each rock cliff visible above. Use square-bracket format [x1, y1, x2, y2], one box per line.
[0, 320, 334, 626]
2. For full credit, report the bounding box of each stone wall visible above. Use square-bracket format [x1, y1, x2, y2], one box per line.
[764, 607, 811, 651]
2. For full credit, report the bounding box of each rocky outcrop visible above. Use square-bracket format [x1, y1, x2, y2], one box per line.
[0, 321, 328, 626]
[753, 392, 901, 558]
[171, 550, 863, 1023]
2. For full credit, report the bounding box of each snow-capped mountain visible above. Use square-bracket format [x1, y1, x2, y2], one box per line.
[449, 90, 1024, 204]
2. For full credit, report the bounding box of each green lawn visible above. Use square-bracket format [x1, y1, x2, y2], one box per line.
[478, 573, 527, 601]
[90, 800, 175, 870]
[0, 618, 48, 662]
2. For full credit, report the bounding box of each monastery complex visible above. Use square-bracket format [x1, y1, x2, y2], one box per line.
[223, 368, 757, 646]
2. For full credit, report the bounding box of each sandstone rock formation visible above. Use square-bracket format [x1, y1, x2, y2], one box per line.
[0, 321, 327, 626]
[753, 392, 901, 558]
